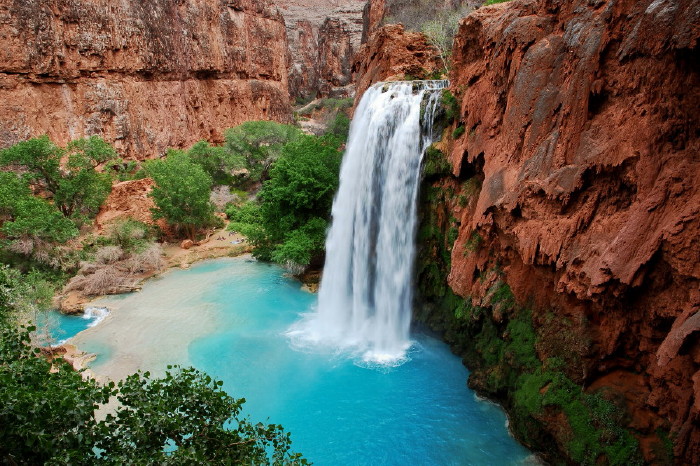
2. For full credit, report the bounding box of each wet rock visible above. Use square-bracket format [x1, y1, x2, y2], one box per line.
[352, 24, 443, 102]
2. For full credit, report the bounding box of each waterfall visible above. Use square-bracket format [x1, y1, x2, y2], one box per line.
[288, 80, 447, 365]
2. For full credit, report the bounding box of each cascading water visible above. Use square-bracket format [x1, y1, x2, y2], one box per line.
[288, 80, 447, 365]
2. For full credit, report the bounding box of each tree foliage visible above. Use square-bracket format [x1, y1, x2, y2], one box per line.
[0, 135, 113, 221]
[224, 121, 302, 182]
[326, 112, 351, 142]
[0, 265, 54, 326]
[187, 140, 245, 185]
[0, 172, 78, 244]
[145, 150, 216, 239]
[94, 367, 306, 465]
[0, 325, 306, 464]
[0, 278, 306, 464]
[228, 135, 342, 270]
[0, 324, 112, 464]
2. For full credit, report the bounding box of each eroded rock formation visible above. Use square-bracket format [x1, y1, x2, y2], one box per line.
[275, 0, 366, 99]
[410, 0, 700, 463]
[352, 23, 443, 101]
[0, 0, 291, 159]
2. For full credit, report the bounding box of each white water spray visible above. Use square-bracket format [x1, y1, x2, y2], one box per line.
[83, 306, 109, 327]
[288, 80, 447, 365]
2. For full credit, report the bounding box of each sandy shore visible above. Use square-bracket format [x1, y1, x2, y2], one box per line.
[65, 256, 245, 382]
[57, 225, 252, 314]
[57, 224, 253, 381]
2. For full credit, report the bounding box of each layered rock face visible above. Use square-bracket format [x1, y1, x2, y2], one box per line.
[352, 23, 443, 101]
[412, 0, 700, 463]
[275, 0, 366, 99]
[0, 0, 290, 159]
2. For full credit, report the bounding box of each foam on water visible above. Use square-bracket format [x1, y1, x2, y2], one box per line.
[40, 307, 110, 344]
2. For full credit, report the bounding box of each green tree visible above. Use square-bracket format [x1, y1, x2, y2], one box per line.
[256, 135, 342, 268]
[325, 112, 351, 142]
[58, 137, 114, 220]
[0, 266, 54, 325]
[0, 324, 306, 464]
[146, 150, 216, 239]
[226, 201, 274, 258]
[0, 274, 306, 464]
[95, 367, 306, 464]
[0, 135, 113, 221]
[187, 140, 245, 185]
[0, 172, 78, 245]
[225, 121, 302, 182]
[0, 323, 112, 464]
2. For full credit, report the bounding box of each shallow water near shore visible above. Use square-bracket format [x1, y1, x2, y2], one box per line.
[64, 257, 531, 465]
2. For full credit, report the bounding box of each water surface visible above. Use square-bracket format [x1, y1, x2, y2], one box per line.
[68, 257, 531, 465]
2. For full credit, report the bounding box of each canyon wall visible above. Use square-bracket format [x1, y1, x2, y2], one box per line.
[275, 0, 366, 99]
[415, 0, 700, 464]
[356, 0, 700, 463]
[352, 23, 443, 101]
[0, 0, 291, 159]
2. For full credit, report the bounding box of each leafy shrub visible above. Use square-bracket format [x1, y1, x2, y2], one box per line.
[385, 0, 473, 70]
[107, 218, 154, 253]
[0, 321, 306, 464]
[0, 265, 55, 324]
[104, 157, 139, 181]
[224, 121, 302, 183]
[422, 145, 452, 177]
[452, 125, 466, 139]
[464, 231, 483, 253]
[226, 135, 341, 270]
[145, 151, 216, 240]
[442, 89, 460, 122]
[326, 112, 351, 142]
[257, 135, 342, 270]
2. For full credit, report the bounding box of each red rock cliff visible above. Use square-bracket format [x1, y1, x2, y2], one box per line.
[0, 0, 291, 159]
[441, 0, 699, 462]
[275, 0, 366, 98]
[352, 23, 442, 101]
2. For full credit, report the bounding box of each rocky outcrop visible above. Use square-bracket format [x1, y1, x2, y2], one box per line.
[95, 178, 156, 230]
[352, 23, 442, 101]
[361, 0, 385, 43]
[413, 0, 699, 463]
[275, 0, 366, 99]
[0, 0, 291, 159]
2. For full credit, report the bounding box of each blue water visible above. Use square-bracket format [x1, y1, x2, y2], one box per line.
[187, 259, 531, 465]
[39, 308, 107, 344]
[63, 258, 531, 465]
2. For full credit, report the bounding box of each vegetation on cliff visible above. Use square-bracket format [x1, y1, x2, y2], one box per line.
[0, 136, 116, 270]
[415, 183, 645, 464]
[384, 0, 473, 72]
[413, 94, 668, 464]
